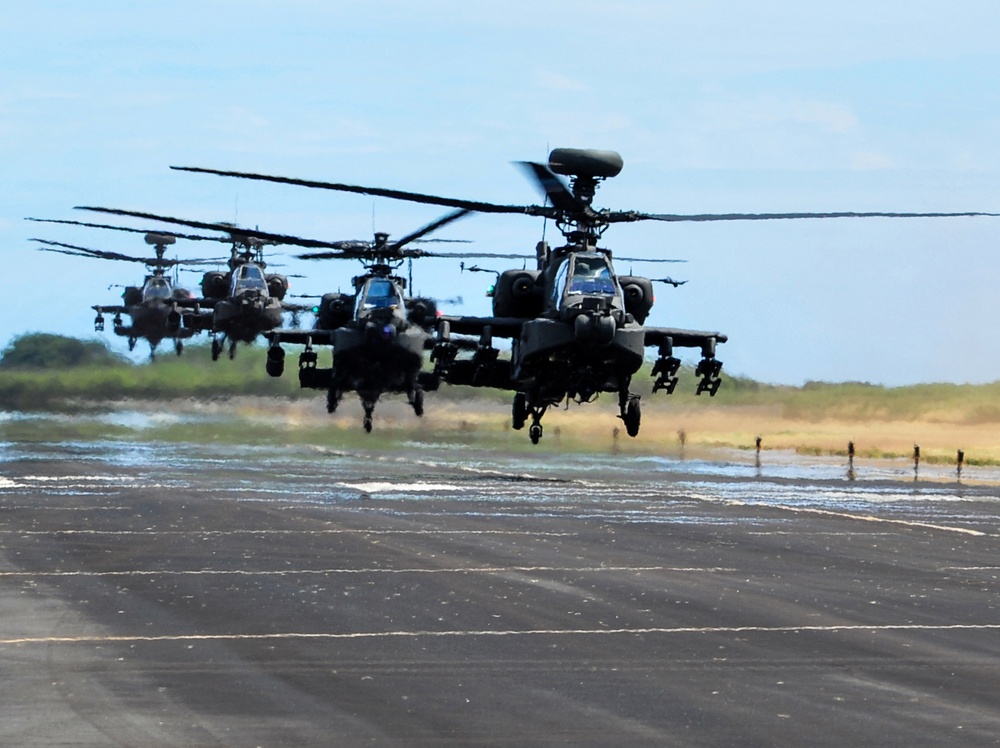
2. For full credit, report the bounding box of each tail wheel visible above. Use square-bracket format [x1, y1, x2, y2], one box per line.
[412, 389, 424, 417]
[529, 423, 542, 445]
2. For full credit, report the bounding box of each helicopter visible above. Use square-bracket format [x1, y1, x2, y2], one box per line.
[168, 148, 1000, 443]
[264, 209, 478, 432]
[191, 229, 288, 360]
[30, 230, 202, 358]
[73, 208, 305, 361]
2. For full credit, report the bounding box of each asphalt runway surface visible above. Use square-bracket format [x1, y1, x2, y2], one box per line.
[2, 437, 1000, 746]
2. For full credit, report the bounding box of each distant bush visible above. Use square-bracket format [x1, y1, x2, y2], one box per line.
[0, 333, 127, 369]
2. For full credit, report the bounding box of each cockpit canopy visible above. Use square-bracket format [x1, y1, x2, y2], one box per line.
[358, 278, 405, 315]
[142, 276, 173, 301]
[552, 253, 621, 305]
[230, 263, 269, 297]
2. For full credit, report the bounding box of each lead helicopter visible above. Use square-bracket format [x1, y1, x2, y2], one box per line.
[29, 229, 207, 358]
[73, 208, 309, 360]
[169, 150, 1000, 442]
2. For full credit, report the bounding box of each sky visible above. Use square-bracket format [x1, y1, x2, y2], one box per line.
[2, 1, 999, 385]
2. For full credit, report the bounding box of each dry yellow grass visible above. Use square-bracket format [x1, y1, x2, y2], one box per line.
[247, 394, 1000, 464]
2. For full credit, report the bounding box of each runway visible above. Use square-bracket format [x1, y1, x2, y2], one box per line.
[1, 436, 999, 746]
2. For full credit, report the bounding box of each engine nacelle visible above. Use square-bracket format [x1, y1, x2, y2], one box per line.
[406, 296, 438, 327]
[492, 269, 542, 318]
[201, 271, 229, 300]
[619, 276, 654, 324]
[315, 292, 355, 330]
[266, 274, 289, 300]
[122, 286, 142, 307]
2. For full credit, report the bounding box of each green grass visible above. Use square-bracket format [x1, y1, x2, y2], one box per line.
[2, 341, 999, 429]
[0, 342, 302, 411]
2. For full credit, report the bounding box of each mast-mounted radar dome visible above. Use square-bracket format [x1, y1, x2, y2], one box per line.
[548, 148, 623, 179]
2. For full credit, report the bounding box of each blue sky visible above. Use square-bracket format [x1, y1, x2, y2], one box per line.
[3, 1, 999, 385]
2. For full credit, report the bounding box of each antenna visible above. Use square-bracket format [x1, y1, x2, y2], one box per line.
[541, 141, 549, 244]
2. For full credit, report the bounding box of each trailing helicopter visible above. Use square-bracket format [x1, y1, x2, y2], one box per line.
[30, 230, 202, 358]
[192, 229, 288, 360]
[264, 209, 479, 432]
[168, 149, 1000, 443]
[73, 208, 303, 361]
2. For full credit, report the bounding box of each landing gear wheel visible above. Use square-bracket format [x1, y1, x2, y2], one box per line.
[128, 337, 137, 352]
[174, 340, 183, 356]
[228, 340, 237, 360]
[622, 397, 641, 437]
[211, 338, 222, 361]
[411, 388, 424, 417]
[529, 422, 542, 445]
[512, 393, 527, 430]
[363, 414, 373, 433]
[326, 389, 340, 414]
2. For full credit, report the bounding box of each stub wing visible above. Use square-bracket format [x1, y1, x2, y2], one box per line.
[644, 326, 727, 352]
[265, 329, 336, 347]
[92, 304, 126, 314]
[437, 315, 526, 339]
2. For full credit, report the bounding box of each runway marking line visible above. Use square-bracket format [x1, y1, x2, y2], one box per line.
[707, 497, 988, 537]
[5, 529, 576, 537]
[0, 566, 735, 578]
[4, 623, 1000, 646]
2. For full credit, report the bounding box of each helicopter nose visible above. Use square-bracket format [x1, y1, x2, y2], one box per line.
[573, 312, 616, 345]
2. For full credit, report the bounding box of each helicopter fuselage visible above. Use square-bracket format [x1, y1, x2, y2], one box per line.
[212, 294, 285, 342]
[267, 274, 437, 431]
[95, 274, 196, 352]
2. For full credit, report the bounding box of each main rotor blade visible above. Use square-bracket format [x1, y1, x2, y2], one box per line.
[614, 255, 687, 263]
[170, 165, 557, 218]
[295, 252, 349, 260]
[31, 238, 148, 263]
[615, 210, 1000, 223]
[516, 161, 587, 215]
[75, 207, 346, 251]
[31, 238, 224, 267]
[328, 240, 374, 251]
[417, 251, 534, 259]
[389, 209, 472, 251]
[25, 217, 230, 242]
